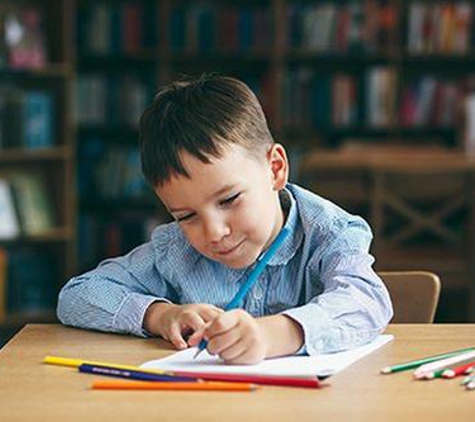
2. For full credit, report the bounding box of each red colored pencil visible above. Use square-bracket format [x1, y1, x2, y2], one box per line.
[441, 361, 475, 378]
[171, 371, 321, 388]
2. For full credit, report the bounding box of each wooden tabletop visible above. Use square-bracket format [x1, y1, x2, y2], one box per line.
[1, 324, 475, 421]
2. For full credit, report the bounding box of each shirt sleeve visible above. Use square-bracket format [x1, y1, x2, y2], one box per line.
[56, 241, 177, 337]
[281, 218, 393, 355]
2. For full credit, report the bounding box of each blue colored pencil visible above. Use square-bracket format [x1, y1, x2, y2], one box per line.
[78, 363, 198, 382]
[194, 227, 290, 358]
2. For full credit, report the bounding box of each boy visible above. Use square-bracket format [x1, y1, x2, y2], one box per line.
[58, 75, 392, 364]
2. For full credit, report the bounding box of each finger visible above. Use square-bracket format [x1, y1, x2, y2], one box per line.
[198, 306, 224, 322]
[186, 326, 206, 347]
[180, 311, 206, 333]
[224, 348, 263, 365]
[206, 311, 240, 338]
[207, 325, 241, 356]
[167, 322, 187, 350]
[217, 337, 247, 362]
[186, 321, 212, 347]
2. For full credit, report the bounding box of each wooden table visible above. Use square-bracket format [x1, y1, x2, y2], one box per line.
[1, 324, 475, 421]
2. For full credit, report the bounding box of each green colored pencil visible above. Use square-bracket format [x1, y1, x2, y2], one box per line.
[380, 347, 475, 374]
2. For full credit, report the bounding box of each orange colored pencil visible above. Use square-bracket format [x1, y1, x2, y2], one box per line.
[92, 380, 258, 391]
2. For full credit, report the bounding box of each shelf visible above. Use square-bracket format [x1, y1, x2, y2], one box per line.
[284, 51, 396, 64]
[0, 64, 72, 78]
[80, 198, 161, 213]
[168, 52, 272, 62]
[0, 147, 72, 163]
[0, 227, 74, 245]
[76, 52, 158, 69]
[282, 126, 456, 141]
[78, 126, 139, 143]
[402, 54, 475, 64]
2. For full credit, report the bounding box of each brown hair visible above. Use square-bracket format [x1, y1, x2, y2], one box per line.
[139, 74, 274, 186]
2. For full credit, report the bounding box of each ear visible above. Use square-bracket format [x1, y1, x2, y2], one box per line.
[267, 143, 289, 191]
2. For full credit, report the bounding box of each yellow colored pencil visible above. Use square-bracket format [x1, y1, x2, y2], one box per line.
[43, 355, 168, 375]
[92, 380, 258, 391]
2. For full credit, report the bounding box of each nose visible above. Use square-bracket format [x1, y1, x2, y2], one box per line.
[203, 216, 231, 244]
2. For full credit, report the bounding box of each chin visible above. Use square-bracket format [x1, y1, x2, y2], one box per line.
[222, 250, 261, 269]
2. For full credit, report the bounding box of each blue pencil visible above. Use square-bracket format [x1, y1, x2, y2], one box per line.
[78, 363, 198, 382]
[194, 227, 290, 358]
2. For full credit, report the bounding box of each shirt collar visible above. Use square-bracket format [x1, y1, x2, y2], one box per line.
[262, 184, 303, 266]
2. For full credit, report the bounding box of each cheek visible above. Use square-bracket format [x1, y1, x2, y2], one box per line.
[236, 197, 274, 237]
[180, 225, 204, 250]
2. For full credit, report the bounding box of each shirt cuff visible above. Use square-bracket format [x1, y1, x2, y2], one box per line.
[281, 303, 340, 355]
[282, 303, 381, 355]
[112, 293, 172, 338]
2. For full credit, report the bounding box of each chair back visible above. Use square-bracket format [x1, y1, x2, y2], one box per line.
[378, 271, 441, 323]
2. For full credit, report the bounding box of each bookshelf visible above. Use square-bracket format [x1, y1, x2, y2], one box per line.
[0, 0, 76, 337]
[73, 1, 475, 320]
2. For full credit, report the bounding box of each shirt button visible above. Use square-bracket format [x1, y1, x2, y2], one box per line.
[253, 288, 263, 300]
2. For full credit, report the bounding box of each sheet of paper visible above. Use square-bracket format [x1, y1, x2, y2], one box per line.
[141, 334, 394, 377]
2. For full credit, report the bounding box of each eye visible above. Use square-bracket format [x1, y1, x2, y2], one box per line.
[175, 213, 195, 223]
[220, 192, 241, 206]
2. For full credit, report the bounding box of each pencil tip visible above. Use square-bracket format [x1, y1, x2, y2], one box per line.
[380, 367, 391, 374]
[193, 348, 202, 359]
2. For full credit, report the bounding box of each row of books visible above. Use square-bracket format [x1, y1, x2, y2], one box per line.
[400, 77, 463, 127]
[78, 138, 148, 201]
[169, 5, 272, 54]
[0, 174, 56, 241]
[282, 67, 396, 129]
[0, 247, 57, 320]
[0, 85, 55, 150]
[78, 212, 164, 271]
[75, 73, 153, 127]
[77, 1, 156, 56]
[282, 67, 467, 129]
[0, 4, 47, 69]
[407, 2, 474, 55]
[285, 0, 397, 53]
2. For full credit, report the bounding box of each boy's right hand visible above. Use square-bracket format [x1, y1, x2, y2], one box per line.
[143, 302, 223, 350]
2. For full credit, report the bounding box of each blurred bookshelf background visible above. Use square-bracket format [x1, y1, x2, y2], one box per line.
[1, 0, 475, 346]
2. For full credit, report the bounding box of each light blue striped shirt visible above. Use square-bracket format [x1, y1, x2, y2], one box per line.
[57, 183, 393, 355]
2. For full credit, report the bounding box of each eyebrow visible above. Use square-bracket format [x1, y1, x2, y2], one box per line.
[168, 183, 237, 213]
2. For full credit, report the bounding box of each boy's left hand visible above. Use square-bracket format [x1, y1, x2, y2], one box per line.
[199, 309, 270, 365]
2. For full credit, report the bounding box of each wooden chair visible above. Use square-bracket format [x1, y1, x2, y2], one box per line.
[378, 271, 441, 323]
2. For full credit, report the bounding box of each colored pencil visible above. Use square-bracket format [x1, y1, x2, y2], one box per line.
[194, 227, 289, 359]
[92, 380, 258, 391]
[441, 361, 475, 379]
[465, 380, 475, 391]
[421, 358, 475, 380]
[380, 346, 475, 374]
[461, 373, 475, 386]
[46, 355, 320, 388]
[79, 364, 198, 382]
[172, 371, 321, 388]
[44, 355, 169, 375]
[413, 350, 475, 379]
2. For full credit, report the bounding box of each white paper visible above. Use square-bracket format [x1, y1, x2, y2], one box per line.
[141, 334, 393, 377]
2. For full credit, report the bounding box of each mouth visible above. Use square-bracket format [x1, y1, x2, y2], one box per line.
[215, 239, 245, 256]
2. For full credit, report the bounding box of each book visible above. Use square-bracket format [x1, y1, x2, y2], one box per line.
[4, 6, 47, 69]
[22, 90, 55, 149]
[9, 172, 55, 236]
[0, 179, 20, 240]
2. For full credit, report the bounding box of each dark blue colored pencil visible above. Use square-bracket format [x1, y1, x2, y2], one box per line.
[78, 363, 198, 382]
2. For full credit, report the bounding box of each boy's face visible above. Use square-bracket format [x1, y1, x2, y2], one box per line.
[155, 143, 288, 269]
